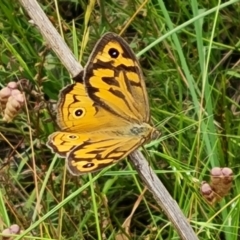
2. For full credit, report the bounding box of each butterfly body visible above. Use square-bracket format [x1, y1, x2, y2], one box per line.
[47, 32, 159, 175]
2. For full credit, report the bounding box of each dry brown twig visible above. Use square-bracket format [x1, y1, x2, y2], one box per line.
[17, 0, 198, 239]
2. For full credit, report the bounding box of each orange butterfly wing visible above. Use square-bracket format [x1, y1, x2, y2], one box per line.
[47, 33, 159, 175]
[84, 32, 150, 123]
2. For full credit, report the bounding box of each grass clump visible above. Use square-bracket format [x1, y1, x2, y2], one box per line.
[0, 0, 240, 239]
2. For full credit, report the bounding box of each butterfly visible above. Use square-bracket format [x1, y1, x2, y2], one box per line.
[47, 32, 160, 175]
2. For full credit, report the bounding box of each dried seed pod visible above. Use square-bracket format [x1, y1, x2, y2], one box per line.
[7, 81, 18, 90]
[3, 90, 25, 122]
[210, 167, 233, 198]
[2, 224, 21, 240]
[0, 87, 12, 110]
[0, 82, 18, 112]
[201, 167, 234, 205]
[200, 181, 219, 205]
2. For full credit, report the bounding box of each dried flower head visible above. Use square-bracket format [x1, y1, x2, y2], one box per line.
[0, 81, 25, 122]
[201, 167, 233, 205]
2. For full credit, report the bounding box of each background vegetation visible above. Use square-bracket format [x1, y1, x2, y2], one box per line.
[0, 0, 240, 239]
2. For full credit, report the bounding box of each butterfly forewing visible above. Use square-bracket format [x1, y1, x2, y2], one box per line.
[55, 82, 129, 132]
[84, 32, 150, 123]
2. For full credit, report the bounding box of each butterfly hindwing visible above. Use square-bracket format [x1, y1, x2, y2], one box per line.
[47, 132, 84, 157]
[66, 132, 146, 175]
[47, 126, 151, 176]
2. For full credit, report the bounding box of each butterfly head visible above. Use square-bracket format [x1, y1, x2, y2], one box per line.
[150, 128, 160, 140]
